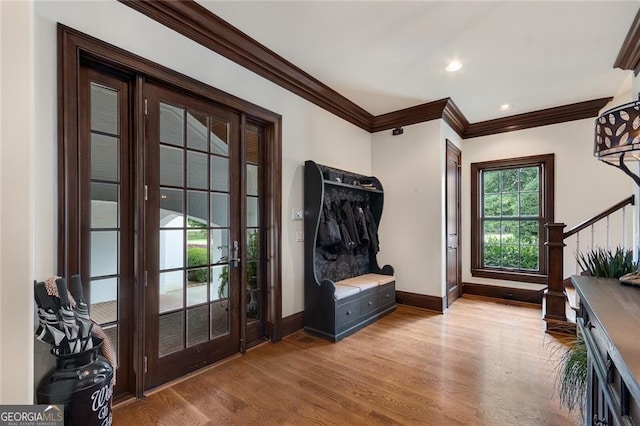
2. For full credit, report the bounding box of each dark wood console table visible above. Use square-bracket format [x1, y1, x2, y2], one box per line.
[572, 276, 640, 425]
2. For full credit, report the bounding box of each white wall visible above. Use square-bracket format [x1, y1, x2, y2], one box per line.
[34, 0, 371, 317]
[372, 121, 444, 297]
[462, 119, 634, 290]
[0, 0, 373, 403]
[1, 0, 35, 403]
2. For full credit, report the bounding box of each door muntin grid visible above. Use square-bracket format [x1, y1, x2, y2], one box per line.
[158, 102, 232, 357]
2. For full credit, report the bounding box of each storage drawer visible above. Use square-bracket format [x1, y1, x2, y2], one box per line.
[581, 304, 614, 377]
[378, 282, 395, 309]
[360, 288, 379, 317]
[336, 299, 360, 331]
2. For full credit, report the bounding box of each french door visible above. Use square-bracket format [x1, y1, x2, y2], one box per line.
[75, 62, 271, 396]
[63, 28, 282, 398]
[144, 83, 246, 388]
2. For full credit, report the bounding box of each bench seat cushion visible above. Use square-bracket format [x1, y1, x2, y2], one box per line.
[359, 273, 395, 285]
[333, 284, 361, 300]
[336, 276, 378, 291]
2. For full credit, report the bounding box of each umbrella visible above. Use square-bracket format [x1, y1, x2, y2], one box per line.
[34, 281, 55, 346]
[34, 282, 67, 354]
[70, 275, 93, 351]
[55, 278, 80, 354]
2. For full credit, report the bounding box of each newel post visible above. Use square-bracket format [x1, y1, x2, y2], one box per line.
[544, 223, 567, 328]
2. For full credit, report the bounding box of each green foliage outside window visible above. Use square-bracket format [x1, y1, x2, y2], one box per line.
[187, 247, 208, 282]
[481, 166, 540, 271]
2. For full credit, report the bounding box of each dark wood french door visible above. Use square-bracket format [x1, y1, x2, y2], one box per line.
[77, 71, 270, 393]
[144, 83, 260, 389]
[63, 28, 281, 398]
[446, 140, 462, 307]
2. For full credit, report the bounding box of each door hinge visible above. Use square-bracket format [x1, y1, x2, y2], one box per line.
[144, 270, 148, 287]
[144, 356, 148, 373]
[144, 184, 148, 201]
[144, 98, 148, 116]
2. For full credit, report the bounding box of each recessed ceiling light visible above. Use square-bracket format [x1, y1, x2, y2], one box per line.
[499, 104, 513, 112]
[445, 60, 462, 72]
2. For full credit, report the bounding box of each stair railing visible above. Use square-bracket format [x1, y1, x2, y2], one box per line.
[544, 195, 634, 334]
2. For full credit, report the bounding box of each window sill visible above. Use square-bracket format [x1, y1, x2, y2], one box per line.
[470, 268, 548, 284]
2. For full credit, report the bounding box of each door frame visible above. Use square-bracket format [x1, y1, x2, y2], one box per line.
[445, 140, 462, 308]
[58, 25, 282, 398]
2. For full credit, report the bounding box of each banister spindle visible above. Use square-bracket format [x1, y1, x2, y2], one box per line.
[623, 205, 627, 248]
[606, 215, 610, 250]
[576, 231, 581, 275]
[590, 224, 595, 250]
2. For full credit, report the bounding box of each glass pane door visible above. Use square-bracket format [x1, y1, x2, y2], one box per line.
[144, 83, 241, 389]
[79, 67, 133, 398]
[244, 123, 267, 346]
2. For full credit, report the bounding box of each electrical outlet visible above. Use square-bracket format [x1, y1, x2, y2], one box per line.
[292, 209, 304, 220]
[295, 231, 304, 242]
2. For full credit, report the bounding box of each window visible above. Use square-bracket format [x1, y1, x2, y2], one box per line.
[471, 154, 554, 283]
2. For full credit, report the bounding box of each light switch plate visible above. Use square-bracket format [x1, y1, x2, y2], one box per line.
[292, 209, 304, 220]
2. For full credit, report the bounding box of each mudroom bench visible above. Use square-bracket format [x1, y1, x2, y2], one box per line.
[304, 161, 396, 342]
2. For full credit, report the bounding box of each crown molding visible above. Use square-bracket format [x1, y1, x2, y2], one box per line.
[120, 0, 618, 140]
[614, 9, 640, 75]
[371, 98, 469, 137]
[371, 99, 449, 133]
[119, 0, 374, 131]
[441, 99, 469, 137]
[463, 97, 612, 139]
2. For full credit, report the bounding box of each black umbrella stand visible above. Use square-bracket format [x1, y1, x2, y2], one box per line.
[34, 276, 114, 426]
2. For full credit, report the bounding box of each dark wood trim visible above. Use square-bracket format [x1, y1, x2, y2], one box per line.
[117, 0, 373, 131]
[614, 9, 640, 75]
[60, 25, 281, 123]
[464, 98, 612, 139]
[462, 282, 544, 305]
[117, 2, 618, 138]
[371, 98, 469, 137]
[563, 195, 634, 239]
[470, 269, 548, 285]
[371, 99, 449, 133]
[395, 291, 444, 313]
[133, 74, 146, 398]
[442, 99, 469, 137]
[470, 153, 555, 283]
[281, 311, 304, 338]
[268, 116, 283, 343]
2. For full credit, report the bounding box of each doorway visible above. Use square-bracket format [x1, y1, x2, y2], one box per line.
[60, 26, 282, 398]
[446, 140, 462, 307]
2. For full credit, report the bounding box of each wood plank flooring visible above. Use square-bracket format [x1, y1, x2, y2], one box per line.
[114, 296, 580, 425]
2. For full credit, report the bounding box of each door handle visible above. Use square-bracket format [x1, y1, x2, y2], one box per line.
[230, 240, 240, 268]
[448, 245, 455, 250]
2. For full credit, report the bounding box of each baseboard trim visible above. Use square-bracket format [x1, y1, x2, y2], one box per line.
[281, 311, 304, 337]
[395, 291, 444, 313]
[462, 282, 544, 305]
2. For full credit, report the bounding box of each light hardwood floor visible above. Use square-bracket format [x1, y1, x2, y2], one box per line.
[114, 296, 580, 425]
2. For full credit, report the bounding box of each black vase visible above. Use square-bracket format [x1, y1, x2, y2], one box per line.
[36, 338, 113, 426]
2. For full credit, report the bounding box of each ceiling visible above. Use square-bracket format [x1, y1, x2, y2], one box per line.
[198, 1, 638, 124]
